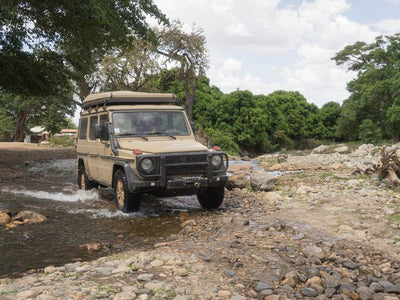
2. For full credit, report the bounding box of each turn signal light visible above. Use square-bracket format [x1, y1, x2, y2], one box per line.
[212, 146, 221, 151]
[133, 149, 142, 155]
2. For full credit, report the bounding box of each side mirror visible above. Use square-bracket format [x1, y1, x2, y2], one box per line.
[190, 121, 195, 135]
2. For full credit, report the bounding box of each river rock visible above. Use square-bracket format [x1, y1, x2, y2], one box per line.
[250, 170, 275, 192]
[228, 163, 253, 175]
[335, 145, 349, 153]
[12, 210, 47, 224]
[312, 145, 329, 154]
[0, 211, 11, 225]
[226, 174, 248, 190]
[303, 245, 325, 260]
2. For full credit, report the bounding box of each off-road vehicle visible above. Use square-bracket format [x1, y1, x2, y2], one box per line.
[76, 91, 228, 212]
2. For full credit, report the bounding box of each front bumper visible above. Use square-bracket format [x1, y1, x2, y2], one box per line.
[127, 171, 228, 195]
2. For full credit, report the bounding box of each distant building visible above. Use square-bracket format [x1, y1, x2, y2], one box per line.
[26, 126, 49, 143]
[60, 129, 78, 136]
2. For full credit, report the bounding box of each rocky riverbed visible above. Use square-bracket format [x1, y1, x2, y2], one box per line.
[2, 143, 400, 299]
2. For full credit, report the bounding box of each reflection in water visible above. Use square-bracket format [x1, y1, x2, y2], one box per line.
[0, 159, 199, 278]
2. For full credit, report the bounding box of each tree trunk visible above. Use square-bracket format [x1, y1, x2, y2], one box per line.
[11, 109, 30, 142]
[182, 76, 197, 122]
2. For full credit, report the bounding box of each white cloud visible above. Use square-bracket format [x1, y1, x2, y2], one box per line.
[221, 58, 243, 73]
[225, 23, 250, 37]
[373, 19, 400, 33]
[152, 0, 398, 105]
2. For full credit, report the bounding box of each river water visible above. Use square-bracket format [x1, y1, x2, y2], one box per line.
[0, 159, 201, 278]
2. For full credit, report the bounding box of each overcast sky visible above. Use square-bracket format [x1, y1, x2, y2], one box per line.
[152, 0, 400, 107]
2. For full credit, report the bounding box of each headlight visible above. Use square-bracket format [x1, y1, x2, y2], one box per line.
[211, 154, 223, 169]
[140, 158, 155, 173]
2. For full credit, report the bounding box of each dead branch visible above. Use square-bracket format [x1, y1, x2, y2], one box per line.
[375, 147, 400, 185]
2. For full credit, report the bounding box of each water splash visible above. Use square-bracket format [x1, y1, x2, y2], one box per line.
[1, 187, 99, 203]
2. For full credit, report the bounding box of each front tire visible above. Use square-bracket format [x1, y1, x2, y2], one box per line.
[196, 186, 225, 210]
[114, 170, 141, 212]
[78, 166, 97, 190]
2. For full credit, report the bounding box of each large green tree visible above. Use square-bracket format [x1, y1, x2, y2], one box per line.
[0, 0, 168, 96]
[1, 0, 167, 140]
[333, 33, 400, 141]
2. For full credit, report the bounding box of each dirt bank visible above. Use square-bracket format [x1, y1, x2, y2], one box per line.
[0, 142, 76, 182]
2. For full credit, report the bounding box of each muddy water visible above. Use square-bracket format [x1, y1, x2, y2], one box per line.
[0, 159, 201, 278]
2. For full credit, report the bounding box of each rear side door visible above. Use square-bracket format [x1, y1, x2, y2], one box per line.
[96, 113, 114, 185]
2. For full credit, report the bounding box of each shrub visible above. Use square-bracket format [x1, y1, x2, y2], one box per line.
[49, 135, 75, 147]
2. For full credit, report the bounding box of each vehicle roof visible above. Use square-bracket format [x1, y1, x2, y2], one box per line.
[82, 91, 177, 108]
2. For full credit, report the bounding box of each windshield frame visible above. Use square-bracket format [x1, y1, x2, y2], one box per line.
[111, 109, 192, 138]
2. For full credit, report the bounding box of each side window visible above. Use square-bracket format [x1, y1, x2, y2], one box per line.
[99, 114, 109, 141]
[78, 118, 88, 140]
[89, 115, 98, 140]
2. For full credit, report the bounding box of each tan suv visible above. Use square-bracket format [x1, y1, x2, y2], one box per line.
[76, 91, 228, 212]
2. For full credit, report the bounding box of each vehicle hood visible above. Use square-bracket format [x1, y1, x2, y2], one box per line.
[118, 138, 208, 154]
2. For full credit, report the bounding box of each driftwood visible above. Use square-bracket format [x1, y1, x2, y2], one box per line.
[376, 147, 400, 185]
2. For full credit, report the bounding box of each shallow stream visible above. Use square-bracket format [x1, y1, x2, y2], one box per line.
[0, 159, 201, 278]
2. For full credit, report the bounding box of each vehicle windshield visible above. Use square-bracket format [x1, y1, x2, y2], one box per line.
[112, 111, 190, 137]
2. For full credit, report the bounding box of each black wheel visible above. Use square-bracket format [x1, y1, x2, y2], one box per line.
[196, 186, 225, 210]
[78, 166, 97, 190]
[114, 170, 141, 212]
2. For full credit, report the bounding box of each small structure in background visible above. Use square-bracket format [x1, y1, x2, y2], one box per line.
[26, 126, 50, 143]
[59, 129, 78, 136]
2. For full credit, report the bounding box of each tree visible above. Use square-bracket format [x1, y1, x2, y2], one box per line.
[317, 101, 342, 139]
[100, 39, 161, 92]
[0, 0, 168, 96]
[156, 21, 208, 121]
[0, 93, 74, 141]
[1, 0, 168, 140]
[333, 34, 400, 141]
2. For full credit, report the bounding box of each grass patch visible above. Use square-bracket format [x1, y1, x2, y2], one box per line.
[320, 172, 347, 181]
[389, 214, 400, 222]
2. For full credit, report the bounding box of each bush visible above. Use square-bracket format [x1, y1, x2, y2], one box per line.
[205, 128, 240, 155]
[49, 135, 75, 147]
[358, 119, 382, 144]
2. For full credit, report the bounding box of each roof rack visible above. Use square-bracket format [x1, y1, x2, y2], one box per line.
[82, 91, 177, 109]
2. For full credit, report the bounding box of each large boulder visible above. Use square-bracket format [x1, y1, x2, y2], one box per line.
[250, 170, 276, 192]
[12, 210, 47, 224]
[226, 174, 249, 190]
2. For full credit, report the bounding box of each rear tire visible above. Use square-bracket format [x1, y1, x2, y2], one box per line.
[78, 166, 97, 190]
[114, 170, 141, 212]
[196, 186, 224, 210]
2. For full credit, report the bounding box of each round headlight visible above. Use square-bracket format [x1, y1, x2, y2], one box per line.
[141, 158, 154, 172]
[211, 155, 222, 169]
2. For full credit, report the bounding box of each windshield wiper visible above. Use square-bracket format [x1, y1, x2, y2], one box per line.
[116, 133, 148, 141]
[143, 131, 177, 140]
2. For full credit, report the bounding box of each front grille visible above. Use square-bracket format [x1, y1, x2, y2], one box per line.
[165, 154, 208, 176]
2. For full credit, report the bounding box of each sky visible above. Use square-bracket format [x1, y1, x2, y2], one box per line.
[151, 0, 400, 107]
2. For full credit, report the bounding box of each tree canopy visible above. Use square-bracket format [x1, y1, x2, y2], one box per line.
[0, 0, 168, 96]
[333, 34, 400, 141]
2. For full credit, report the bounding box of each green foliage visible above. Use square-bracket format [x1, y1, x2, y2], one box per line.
[204, 128, 240, 155]
[0, 0, 168, 95]
[189, 82, 333, 155]
[358, 119, 382, 144]
[333, 33, 400, 142]
[0, 92, 75, 141]
[49, 135, 75, 147]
